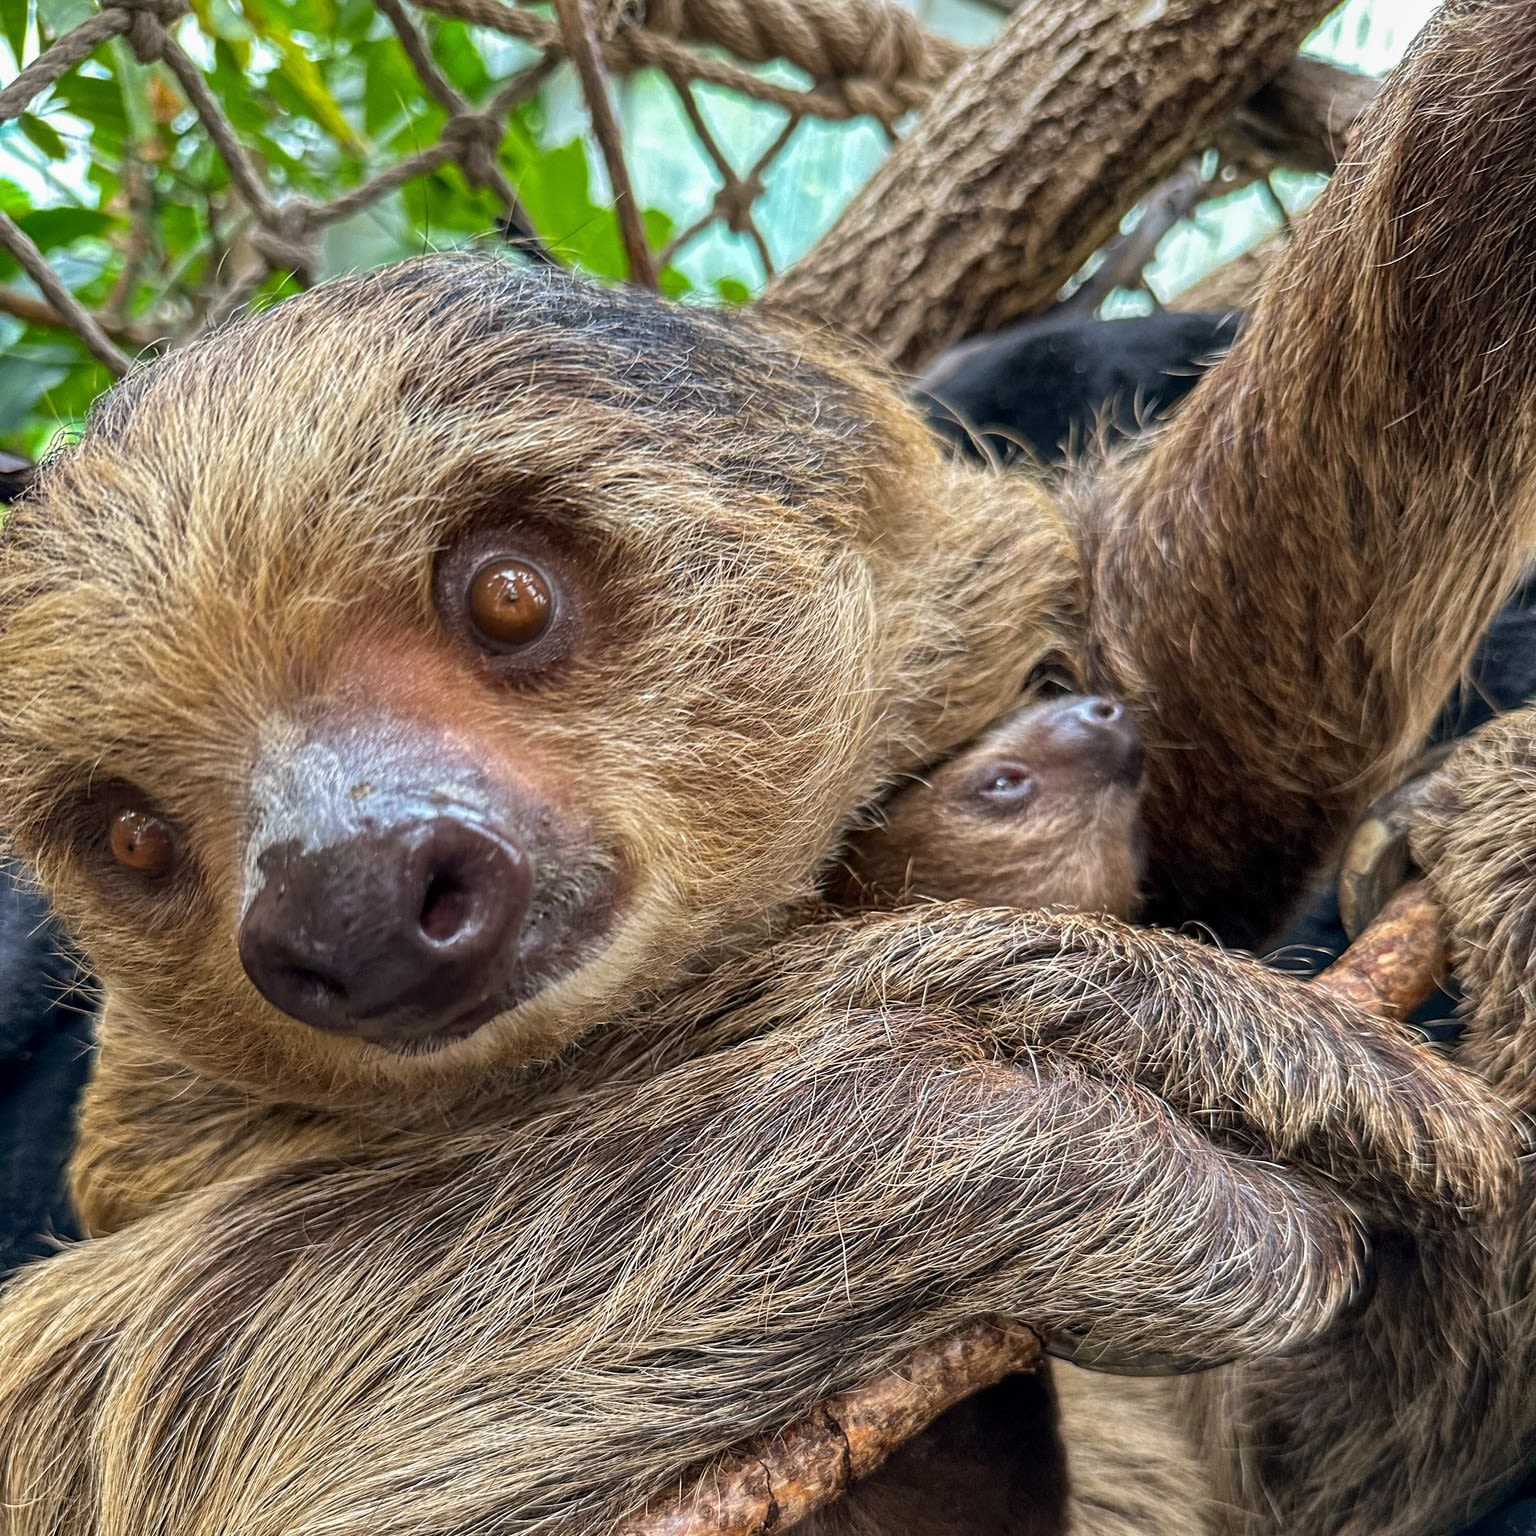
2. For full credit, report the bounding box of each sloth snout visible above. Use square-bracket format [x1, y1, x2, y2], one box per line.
[239, 812, 532, 1046]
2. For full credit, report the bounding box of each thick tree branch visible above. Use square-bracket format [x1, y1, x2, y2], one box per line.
[766, 0, 1353, 367]
[1228, 54, 1379, 177]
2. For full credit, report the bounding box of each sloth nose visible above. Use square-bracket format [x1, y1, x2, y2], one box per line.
[1051, 695, 1145, 787]
[238, 815, 532, 1045]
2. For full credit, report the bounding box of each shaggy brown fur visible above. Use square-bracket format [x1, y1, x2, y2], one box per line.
[810, 695, 1178, 1536]
[0, 3, 1533, 1533]
[1156, 704, 1536, 1536]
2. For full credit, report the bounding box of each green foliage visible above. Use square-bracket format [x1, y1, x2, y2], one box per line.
[0, 0, 781, 455]
[0, 0, 1432, 457]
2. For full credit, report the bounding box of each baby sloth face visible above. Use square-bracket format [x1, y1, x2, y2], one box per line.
[841, 694, 1146, 920]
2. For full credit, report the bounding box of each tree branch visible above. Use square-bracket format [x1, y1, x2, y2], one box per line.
[1228, 54, 1378, 176]
[767, 2, 1363, 367]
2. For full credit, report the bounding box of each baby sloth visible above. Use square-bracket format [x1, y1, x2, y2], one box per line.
[842, 693, 1146, 919]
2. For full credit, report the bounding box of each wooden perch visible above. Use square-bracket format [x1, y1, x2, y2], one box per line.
[1315, 881, 1443, 1021]
[619, 1319, 1046, 1536]
[1228, 55, 1379, 177]
[621, 883, 1446, 1536]
[948, 0, 1377, 174]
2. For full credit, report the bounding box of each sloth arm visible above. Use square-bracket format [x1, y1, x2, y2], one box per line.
[1083, 0, 1536, 946]
[0, 907, 1516, 1536]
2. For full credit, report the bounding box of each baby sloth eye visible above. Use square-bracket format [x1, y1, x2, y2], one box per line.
[467, 558, 555, 651]
[108, 801, 177, 878]
[970, 763, 1037, 810]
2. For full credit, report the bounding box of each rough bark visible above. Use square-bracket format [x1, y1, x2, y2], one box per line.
[1228, 55, 1378, 176]
[1316, 882, 1444, 1020]
[765, 0, 1342, 369]
[619, 1321, 1046, 1536]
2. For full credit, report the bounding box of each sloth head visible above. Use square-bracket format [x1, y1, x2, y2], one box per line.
[840, 693, 1146, 920]
[0, 256, 1072, 1108]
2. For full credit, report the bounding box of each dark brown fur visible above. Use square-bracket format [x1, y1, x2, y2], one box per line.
[0, 3, 1534, 1531]
[1158, 704, 1536, 1536]
[813, 693, 1172, 1536]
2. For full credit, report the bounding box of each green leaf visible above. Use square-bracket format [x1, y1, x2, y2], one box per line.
[401, 163, 502, 244]
[16, 205, 112, 251]
[642, 205, 673, 246]
[0, 364, 68, 441]
[657, 263, 691, 300]
[4, 0, 32, 68]
[0, 177, 32, 215]
[238, 0, 367, 154]
[713, 275, 751, 304]
[208, 38, 266, 129]
[52, 72, 129, 154]
[17, 112, 69, 160]
[0, 339, 111, 448]
[34, 0, 88, 41]
[364, 38, 435, 143]
[430, 20, 491, 100]
[331, 0, 378, 42]
[191, 0, 253, 57]
[514, 137, 624, 280]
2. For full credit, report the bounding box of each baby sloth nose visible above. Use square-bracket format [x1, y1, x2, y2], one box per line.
[1048, 695, 1145, 787]
[239, 814, 532, 1045]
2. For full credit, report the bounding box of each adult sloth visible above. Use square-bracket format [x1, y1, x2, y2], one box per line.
[0, 4, 1533, 1534]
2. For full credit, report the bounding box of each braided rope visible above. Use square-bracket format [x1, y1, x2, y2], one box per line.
[639, 0, 964, 87]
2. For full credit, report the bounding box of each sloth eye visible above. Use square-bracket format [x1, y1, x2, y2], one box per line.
[466, 557, 555, 651]
[1024, 657, 1075, 698]
[971, 764, 1036, 809]
[108, 800, 177, 878]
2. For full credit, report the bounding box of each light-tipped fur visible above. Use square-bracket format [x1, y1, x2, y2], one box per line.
[1, 3, 1536, 1531]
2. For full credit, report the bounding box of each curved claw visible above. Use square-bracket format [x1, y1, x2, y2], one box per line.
[1045, 1330, 1224, 1376]
[1339, 744, 1454, 939]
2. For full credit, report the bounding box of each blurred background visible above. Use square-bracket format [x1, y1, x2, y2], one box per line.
[0, 0, 1435, 456]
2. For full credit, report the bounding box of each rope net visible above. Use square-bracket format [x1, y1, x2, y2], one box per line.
[0, 0, 972, 384]
[0, 0, 1370, 466]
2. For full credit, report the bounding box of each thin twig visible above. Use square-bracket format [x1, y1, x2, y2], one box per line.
[1058, 158, 1232, 317]
[619, 1320, 1046, 1536]
[100, 152, 155, 325]
[0, 284, 156, 347]
[554, 0, 658, 286]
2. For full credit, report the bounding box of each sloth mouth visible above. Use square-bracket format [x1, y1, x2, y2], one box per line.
[368, 1018, 492, 1057]
[363, 994, 511, 1055]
